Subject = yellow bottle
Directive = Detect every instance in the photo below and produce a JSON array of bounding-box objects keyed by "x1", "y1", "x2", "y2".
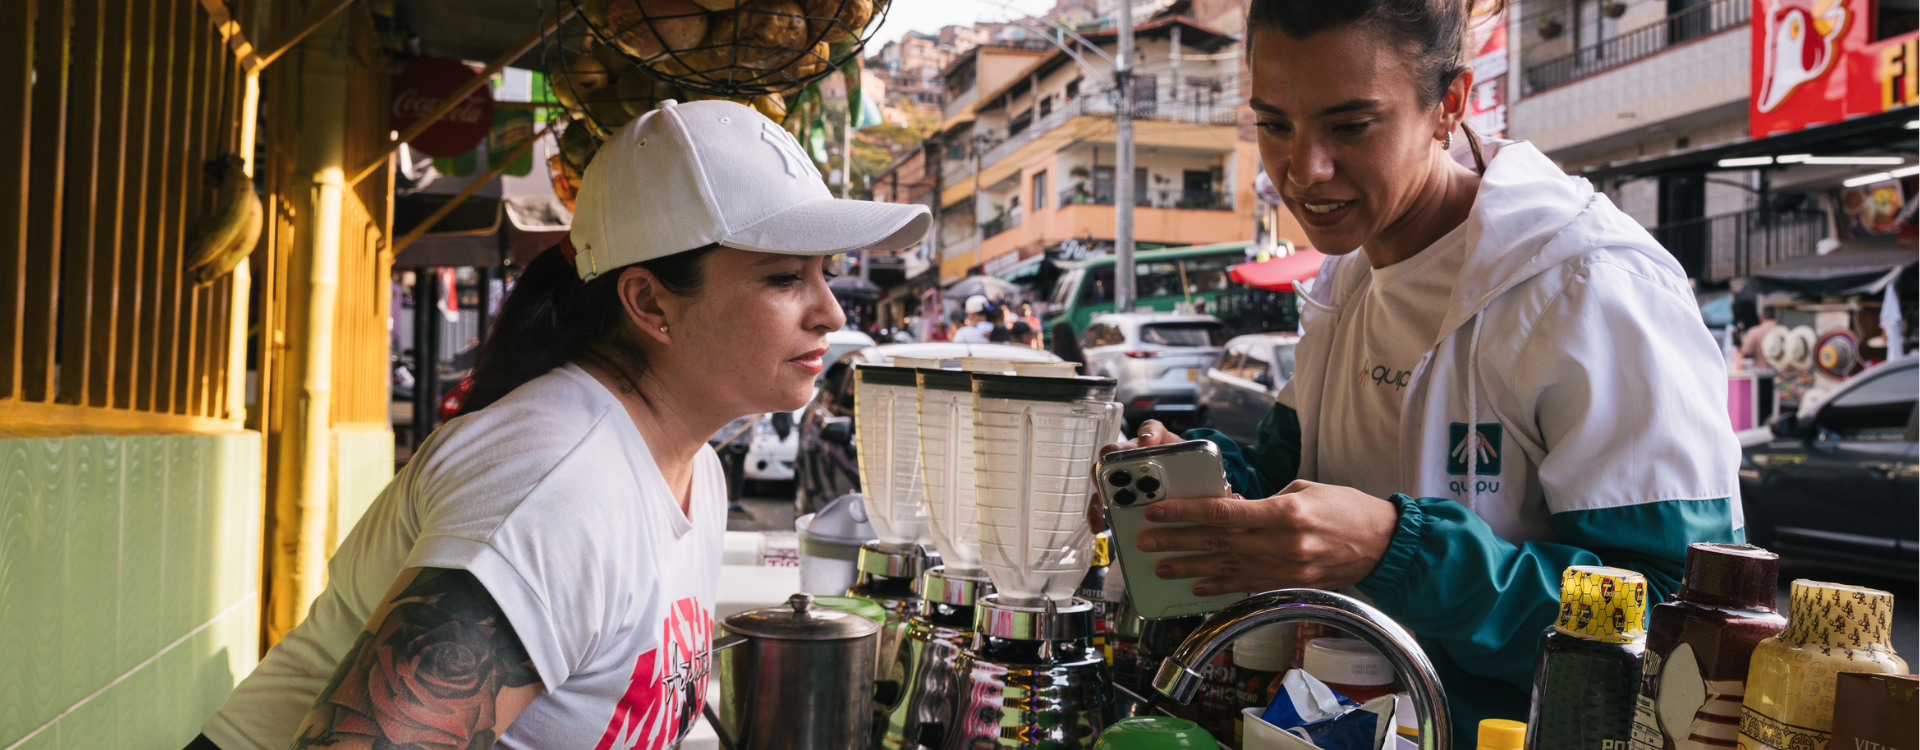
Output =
[
  {"x1": 1737, "y1": 580, "x2": 1908, "y2": 750},
  {"x1": 1478, "y1": 718, "x2": 1526, "y2": 750}
]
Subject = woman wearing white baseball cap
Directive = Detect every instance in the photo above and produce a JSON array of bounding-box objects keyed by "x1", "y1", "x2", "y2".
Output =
[{"x1": 193, "y1": 100, "x2": 930, "y2": 750}]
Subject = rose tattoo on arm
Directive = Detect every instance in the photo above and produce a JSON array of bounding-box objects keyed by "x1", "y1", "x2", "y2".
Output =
[{"x1": 292, "y1": 568, "x2": 542, "y2": 750}]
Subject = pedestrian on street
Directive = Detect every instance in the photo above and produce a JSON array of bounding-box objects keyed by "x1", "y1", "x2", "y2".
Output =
[
  {"x1": 1093, "y1": 0, "x2": 1740, "y2": 730},
  {"x1": 1010, "y1": 320, "x2": 1039, "y2": 348},
  {"x1": 1050, "y1": 321, "x2": 1086, "y2": 371},
  {"x1": 1019, "y1": 302, "x2": 1044, "y2": 335},
  {"x1": 191, "y1": 100, "x2": 932, "y2": 750},
  {"x1": 1739, "y1": 305, "x2": 1779, "y2": 369},
  {"x1": 953, "y1": 294, "x2": 994, "y2": 343}
]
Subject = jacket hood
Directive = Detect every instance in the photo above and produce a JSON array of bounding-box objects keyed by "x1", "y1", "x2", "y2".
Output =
[{"x1": 1299, "y1": 139, "x2": 1685, "y2": 347}]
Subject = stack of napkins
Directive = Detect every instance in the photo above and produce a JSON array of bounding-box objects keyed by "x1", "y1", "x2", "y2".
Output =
[{"x1": 1240, "y1": 670, "x2": 1412, "y2": 750}]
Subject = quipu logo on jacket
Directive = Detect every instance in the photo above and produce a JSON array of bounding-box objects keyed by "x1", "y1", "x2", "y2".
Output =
[{"x1": 1447, "y1": 422, "x2": 1502, "y2": 476}]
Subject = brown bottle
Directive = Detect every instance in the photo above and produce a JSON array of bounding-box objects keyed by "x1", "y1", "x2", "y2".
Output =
[{"x1": 1629, "y1": 543, "x2": 1787, "y2": 750}]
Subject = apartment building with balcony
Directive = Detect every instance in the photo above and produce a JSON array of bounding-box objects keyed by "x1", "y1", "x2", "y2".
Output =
[
  {"x1": 1511, "y1": 0, "x2": 1762, "y2": 227},
  {"x1": 934, "y1": 16, "x2": 1270, "y2": 283},
  {"x1": 1508, "y1": 0, "x2": 1917, "y2": 283}
]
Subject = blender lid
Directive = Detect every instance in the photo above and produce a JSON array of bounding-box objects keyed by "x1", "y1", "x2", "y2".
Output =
[
  {"x1": 971, "y1": 372, "x2": 1116, "y2": 403},
  {"x1": 852, "y1": 363, "x2": 918, "y2": 387},
  {"x1": 724, "y1": 593, "x2": 881, "y2": 641},
  {"x1": 798, "y1": 494, "x2": 878, "y2": 545},
  {"x1": 917, "y1": 368, "x2": 974, "y2": 391}
]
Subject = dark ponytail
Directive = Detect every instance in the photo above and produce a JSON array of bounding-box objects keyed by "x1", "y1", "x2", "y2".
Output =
[{"x1": 459, "y1": 242, "x2": 721, "y2": 415}]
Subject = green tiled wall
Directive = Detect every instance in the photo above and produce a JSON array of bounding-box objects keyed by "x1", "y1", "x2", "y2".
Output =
[
  {"x1": 0, "y1": 432, "x2": 262, "y2": 750},
  {"x1": 330, "y1": 428, "x2": 394, "y2": 554}
]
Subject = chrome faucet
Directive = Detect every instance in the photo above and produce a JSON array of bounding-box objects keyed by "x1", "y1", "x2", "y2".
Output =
[{"x1": 1149, "y1": 589, "x2": 1451, "y2": 750}]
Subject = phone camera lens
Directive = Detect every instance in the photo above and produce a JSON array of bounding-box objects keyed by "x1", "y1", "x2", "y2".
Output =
[
  {"x1": 1107, "y1": 470, "x2": 1132, "y2": 487},
  {"x1": 1135, "y1": 475, "x2": 1162, "y2": 494},
  {"x1": 1113, "y1": 488, "x2": 1138, "y2": 506}
]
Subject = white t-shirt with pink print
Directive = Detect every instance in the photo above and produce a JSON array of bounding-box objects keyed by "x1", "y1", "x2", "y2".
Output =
[{"x1": 203, "y1": 363, "x2": 726, "y2": 750}]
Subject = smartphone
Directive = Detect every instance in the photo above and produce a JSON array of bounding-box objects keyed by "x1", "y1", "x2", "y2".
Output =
[{"x1": 1098, "y1": 440, "x2": 1247, "y2": 620}]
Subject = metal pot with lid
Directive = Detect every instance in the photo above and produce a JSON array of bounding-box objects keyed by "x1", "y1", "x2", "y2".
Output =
[{"x1": 716, "y1": 593, "x2": 881, "y2": 750}]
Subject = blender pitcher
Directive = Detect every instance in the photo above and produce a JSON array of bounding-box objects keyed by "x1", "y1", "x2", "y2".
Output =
[
  {"x1": 854, "y1": 363, "x2": 934, "y2": 548},
  {"x1": 970, "y1": 373, "x2": 1120, "y2": 607},
  {"x1": 914, "y1": 359, "x2": 1009, "y2": 577}
]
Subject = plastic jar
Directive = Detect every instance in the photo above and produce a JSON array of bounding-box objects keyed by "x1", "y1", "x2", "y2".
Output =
[{"x1": 1302, "y1": 637, "x2": 1397, "y2": 703}]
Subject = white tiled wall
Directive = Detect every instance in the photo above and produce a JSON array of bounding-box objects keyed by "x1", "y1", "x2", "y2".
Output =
[{"x1": 1511, "y1": 28, "x2": 1749, "y2": 157}]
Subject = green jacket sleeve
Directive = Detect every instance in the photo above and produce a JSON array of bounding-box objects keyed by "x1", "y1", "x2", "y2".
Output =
[
  {"x1": 1181, "y1": 402, "x2": 1741, "y2": 697},
  {"x1": 1355, "y1": 495, "x2": 1744, "y2": 692},
  {"x1": 1181, "y1": 402, "x2": 1302, "y2": 499}
]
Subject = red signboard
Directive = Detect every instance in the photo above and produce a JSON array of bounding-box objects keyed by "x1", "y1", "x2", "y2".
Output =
[
  {"x1": 389, "y1": 57, "x2": 495, "y2": 158},
  {"x1": 1467, "y1": 2, "x2": 1510, "y2": 138},
  {"x1": 1750, "y1": 0, "x2": 1919, "y2": 138}
]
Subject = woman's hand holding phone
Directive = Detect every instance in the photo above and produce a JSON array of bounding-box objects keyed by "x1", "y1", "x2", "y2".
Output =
[
  {"x1": 1133, "y1": 479, "x2": 1400, "y2": 596},
  {"x1": 1087, "y1": 419, "x2": 1179, "y2": 533}
]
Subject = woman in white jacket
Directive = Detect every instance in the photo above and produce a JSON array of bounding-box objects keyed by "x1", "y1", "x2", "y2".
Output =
[{"x1": 1098, "y1": 0, "x2": 1743, "y2": 727}]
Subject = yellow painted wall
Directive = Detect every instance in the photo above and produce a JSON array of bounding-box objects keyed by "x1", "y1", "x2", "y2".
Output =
[{"x1": 0, "y1": 432, "x2": 262, "y2": 749}]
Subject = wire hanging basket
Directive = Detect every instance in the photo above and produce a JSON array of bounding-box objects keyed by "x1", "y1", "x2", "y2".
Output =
[
  {"x1": 571, "y1": 0, "x2": 891, "y2": 98},
  {"x1": 544, "y1": 12, "x2": 685, "y2": 141}
]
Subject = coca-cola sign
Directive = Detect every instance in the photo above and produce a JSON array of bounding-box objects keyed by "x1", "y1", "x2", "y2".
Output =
[{"x1": 389, "y1": 57, "x2": 495, "y2": 158}]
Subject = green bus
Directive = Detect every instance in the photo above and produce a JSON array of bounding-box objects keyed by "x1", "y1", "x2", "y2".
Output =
[{"x1": 1042, "y1": 241, "x2": 1257, "y2": 336}]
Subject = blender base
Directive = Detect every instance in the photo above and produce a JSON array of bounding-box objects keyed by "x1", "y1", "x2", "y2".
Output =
[
  {"x1": 943, "y1": 641, "x2": 1112, "y2": 750},
  {"x1": 938, "y1": 595, "x2": 1113, "y2": 750}
]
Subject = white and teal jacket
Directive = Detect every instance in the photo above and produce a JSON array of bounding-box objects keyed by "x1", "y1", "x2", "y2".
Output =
[{"x1": 1186, "y1": 139, "x2": 1744, "y2": 727}]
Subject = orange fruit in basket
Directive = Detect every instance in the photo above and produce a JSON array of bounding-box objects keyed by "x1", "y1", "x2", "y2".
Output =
[
  {"x1": 781, "y1": 39, "x2": 831, "y2": 80},
  {"x1": 607, "y1": 0, "x2": 710, "y2": 60},
  {"x1": 714, "y1": 0, "x2": 808, "y2": 70},
  {"x1": 548, "y1": 154, "x2": 582, "y2": 211},
  {"x1": 551, "y1": 53, "x2": 609, "y2": 113},
  {"x1": 805, "y1": 0, "x2": 871, "y2": 44}
]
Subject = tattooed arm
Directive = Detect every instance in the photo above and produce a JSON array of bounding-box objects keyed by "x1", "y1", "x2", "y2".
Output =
[{"x1": 290, "y1": 567, "x2": 544, "y2": 750}]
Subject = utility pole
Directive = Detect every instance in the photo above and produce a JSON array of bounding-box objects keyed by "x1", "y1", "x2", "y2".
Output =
[{"x1": 1114, "y1": 0, "x2": 1136, "y2": 312}]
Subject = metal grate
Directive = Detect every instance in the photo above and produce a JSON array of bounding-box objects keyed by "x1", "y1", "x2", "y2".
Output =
[
  {"x1": 0, "y1": 0, "x2": 256, "y2": 432},
  {"x1": 1521, "y1": 0, "x2": 1748, "y2": 95},
  {"x1": 1651, "y1": 208, "x2": 1826, "y2": 282}
]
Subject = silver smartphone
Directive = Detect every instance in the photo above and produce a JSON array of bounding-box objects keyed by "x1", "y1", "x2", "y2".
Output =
[{"x1": 1098, "y1": 440, "x2": 1247, "y2": 620}]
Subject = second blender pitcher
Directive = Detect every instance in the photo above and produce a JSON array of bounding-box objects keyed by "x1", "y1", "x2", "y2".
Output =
[{"x1": 969, "y1": 373, "x2": 1121, "y2": 607}]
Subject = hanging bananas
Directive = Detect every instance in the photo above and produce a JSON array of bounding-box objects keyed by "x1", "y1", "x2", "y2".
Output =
[{"x1": 183, "y1": 154, "x2": 264, "y2": 288}]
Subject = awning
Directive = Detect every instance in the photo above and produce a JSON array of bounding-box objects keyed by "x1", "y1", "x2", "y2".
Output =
[
  {"x1": 1575, "y1": 108, "x2": 1916, "y2": 182},
  {"x1": 829, "y1": 275, "x2": 883, "y2": 299},
  {"x1": 1748, "y1": 249, "x2": 1918, "y2": 298},
  {"x1": 1228, "y1": 249, "x2": 1327, "y2": 292},
  {"x1": 943, "y1": 275, "x2": 1021, "y2": 301}
]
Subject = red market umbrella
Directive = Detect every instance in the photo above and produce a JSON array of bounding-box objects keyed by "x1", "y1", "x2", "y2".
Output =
[{"x1": 1228, "y1": 249, "x2": 1329, "y2": 292}]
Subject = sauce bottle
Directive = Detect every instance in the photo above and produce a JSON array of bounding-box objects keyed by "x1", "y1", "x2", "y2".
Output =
[
  {"x1": 1479, "y1": 718, "x2": 1527, "y2": 750},
  {"x1": 1630, "y1": 543, "x2": 1786, "y2": 750},
  {"x1": 1199, "y1": 622, "x2": 1290, "y2": 746},
  {"x1": 1526, "y1": 566, "x2": 1648, "y2": 750},
  {"x1": 1737, "y1": 580, "x2": 1908, "y2": 750}
]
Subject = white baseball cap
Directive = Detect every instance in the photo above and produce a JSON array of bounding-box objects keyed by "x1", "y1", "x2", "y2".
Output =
[
  {"x1": 964, "y1": 295, "x2": 989, "y2": 314},
  {"x1": 569, "y1": 99, "x2": 932, "y2": 280}
]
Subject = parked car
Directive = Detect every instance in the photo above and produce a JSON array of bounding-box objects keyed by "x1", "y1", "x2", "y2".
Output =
[
  {"x1": 1195, "y1": 333, "x2": 1300, "y2": 445},
  {"x1": 1741, "y1": 355, "x2": 1917, "y2": 575},
  {"x1": 795, "y1": 342, "x2": 1063, "y2": 515},
  {"x1": 823, "y1": 328, "x2": 876, "y2": 382},
  {"x1": 1078, "y1": 313, "x2": 1230, "y2": 433},
  {"x1": 745, "y1": 406, "x2": 802, "y2": 483}
]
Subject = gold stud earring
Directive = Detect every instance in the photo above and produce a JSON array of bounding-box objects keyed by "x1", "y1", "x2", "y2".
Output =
[{"x1": 659, "y1": 324, "x2": 670, "y2": 334}]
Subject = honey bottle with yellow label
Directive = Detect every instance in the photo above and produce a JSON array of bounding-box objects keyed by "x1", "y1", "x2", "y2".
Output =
[
  {"x1": 1526, "y1": 566, "x2": 1649, "y2": 750},
  {"x1": 1737, "y1": 581, "x2": 1907, "y2": 750}
]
